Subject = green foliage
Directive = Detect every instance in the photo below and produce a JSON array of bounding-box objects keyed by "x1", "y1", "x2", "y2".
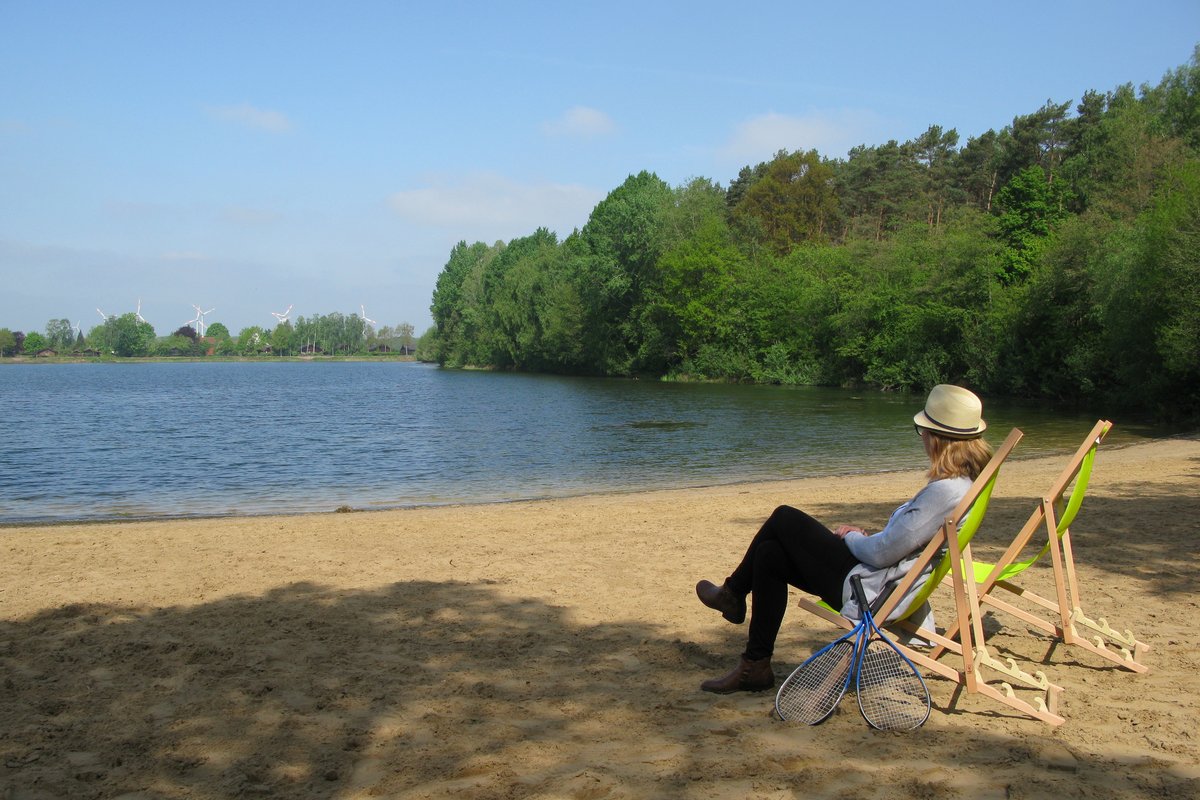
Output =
[
  {"x1": 290, "y1": 314, "x2": 369, "y2": 356},
  {"x1": 1144, "y1": 45, "x2": 1200, "y2": 150},
  {"x1": 89, "y1": 313, "x2": 155, "y2": 357},
  {"x1": 999, "y1": 100, "x2": 1073, "y2": 186},
  {"x1": 989, "y1": 213, "x2": 1110, "y2": 402},
  {"x1": 23, "y1": 331, "x2": 48, "y2": 354},
  {"x1": 645, "y1": 179, "x2": 742, "y2": 368},
  {"x1": 4, "y1": 314, "x2": 417, "y2": 360},
  {"x1": 153, "y1": 334, "x2": 203, "y2": 357},
  {"x1": 236, "y1": 326, "x2": 268, "y2": 355},
  {"x1": 206, "y1": 322, "x2": 231, "y2": 340},
  {"x1": 373, "y1": 323, "x2": 415, "y2": 354},
  {"x1": 270, "y1": 321, "x2": 295, "y2": 356},
  {"x1": 429, "y1": 240, "x2": 504, "y2": 366},
  {"x1": 1144, "y1": 163, "x2": 1200, "y2": 381},
  {"x1": 1096, "y1": 157, "x2": 1200, "y2": 415},
  {"x1": 45, "y1": 319, "x2": 74, "y2": 350},
  {"x1": 994, "y1": 165, "x2": 1074, "y2": 282},
  {"x1": 957, "y1": 129, "x2": 1003, "y2": 211},
  {"x1": 419, "y1": 52, "x2": 1200, "y2": 419},
  {"x1": 414, "y1": 326, "x2": 440, "y2": 361},
  {"x1": 480, "y1": 228, "x2": 561, "y2": 368},
  {"x1": 837, "y1": 140, "x2": 924, "y2": 239},
  {"x1": 731, "y1": 150, "x2": 838, "y2": 253},
  {"x1": 578, "y1": 171, "x2": 674, "y2": 373}
]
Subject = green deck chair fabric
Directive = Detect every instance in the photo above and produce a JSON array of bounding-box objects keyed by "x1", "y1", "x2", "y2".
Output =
[{"x1": 969, "y1": 438, "x2": 1096, "y2": 586}]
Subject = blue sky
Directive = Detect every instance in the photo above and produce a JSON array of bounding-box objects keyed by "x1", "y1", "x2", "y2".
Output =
[{"x1": 2, "y1": 1, "x2": 1197, "y2": 338}]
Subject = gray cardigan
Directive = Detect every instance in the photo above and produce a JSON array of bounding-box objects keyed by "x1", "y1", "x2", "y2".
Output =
[{"x1": 837, "y1": 476, "x2": 972, "y2": 633}]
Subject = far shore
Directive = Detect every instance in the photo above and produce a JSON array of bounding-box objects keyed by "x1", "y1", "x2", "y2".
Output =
[{"x1": 0, "y1": 354, "x2": 421, "y2": 364}]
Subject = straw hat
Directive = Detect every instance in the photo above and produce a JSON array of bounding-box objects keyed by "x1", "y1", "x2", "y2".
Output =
[{"x1": 913, "y1": 384, "x2": 986, "y2": 438}]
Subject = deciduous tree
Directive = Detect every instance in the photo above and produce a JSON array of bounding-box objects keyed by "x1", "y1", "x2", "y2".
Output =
[
  {"x1": 45, "y1": 319, "x2": 73, "y2": 350},
  {"x1": 732, "y1": 150, "x2": 839, "y2": 253},
  {"x1": 23, "y1": 331, "x2": 48, "y2": 355}
]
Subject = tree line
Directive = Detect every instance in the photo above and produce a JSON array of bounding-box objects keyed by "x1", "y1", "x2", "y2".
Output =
[
  {"x1": 0, "y1": 314, "x2": 417, "y2": 359},
  {"x1": 425, "y1": 49, "x2": 1200, "y2": 419}
]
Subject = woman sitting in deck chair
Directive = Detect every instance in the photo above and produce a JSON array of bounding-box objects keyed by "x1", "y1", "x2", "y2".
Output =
[{"x1": 695, "y1": 384, "x2": 993, "y2": 694}]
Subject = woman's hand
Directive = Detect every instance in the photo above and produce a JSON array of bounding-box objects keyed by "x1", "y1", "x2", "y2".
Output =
[{"x1": 833, "y1": 524, "x2": 865, "y2": 538}]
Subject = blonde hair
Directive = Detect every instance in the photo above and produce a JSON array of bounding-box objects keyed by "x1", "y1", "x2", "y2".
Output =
[{"x1": 925, "y1": 431, "x2": 994, "y2": 481}]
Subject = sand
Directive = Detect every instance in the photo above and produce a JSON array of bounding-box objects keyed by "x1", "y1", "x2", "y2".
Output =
[{"x1": 2, "y1": 434, "x2": 1199, "y2": 800}]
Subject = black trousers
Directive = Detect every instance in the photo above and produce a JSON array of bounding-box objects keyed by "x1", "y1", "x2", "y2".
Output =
[{"x1": 725, "y1": 505, "x2": 859, "y2": 661}]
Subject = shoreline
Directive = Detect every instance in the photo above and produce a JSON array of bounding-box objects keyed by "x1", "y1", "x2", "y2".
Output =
[
  {"x1": 3, "y1": 436, "x2": 1199, "y2": 798},
  {"x1": 3, "y1": 432, "x2": 1194, "y2": 530}
]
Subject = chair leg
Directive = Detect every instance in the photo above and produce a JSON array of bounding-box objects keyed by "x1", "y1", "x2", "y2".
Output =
[
  {"x1": 947, "y1": 523, "x2": 1065, "y2": 725},
  {"x1": 1066, "y1": 609, "x2": 1152, "y2": 672},
  {"x1": 1048, "y1": 506, "x2": 1151, "y2": 672},
  {"x1": 1044, "y1": 501, "x2": 1079, "y2": 645}
]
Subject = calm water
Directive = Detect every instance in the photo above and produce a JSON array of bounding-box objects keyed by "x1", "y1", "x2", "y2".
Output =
[{"x1": 0, "y1": 362, "x2": 1168, "y2": 524}]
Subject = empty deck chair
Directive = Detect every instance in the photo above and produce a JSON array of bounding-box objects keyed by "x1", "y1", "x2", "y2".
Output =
[{"x1": 934, "y1": 420, "x2": 1150, "y2": 673}]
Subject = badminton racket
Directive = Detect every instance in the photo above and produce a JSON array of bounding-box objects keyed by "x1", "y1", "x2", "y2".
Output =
[
  {"x1": 774, "y1": 580, "x2": 897, "y2": 724},
  {"x1": 850, "y1": 574, "x2": 931, "y2": 731}
]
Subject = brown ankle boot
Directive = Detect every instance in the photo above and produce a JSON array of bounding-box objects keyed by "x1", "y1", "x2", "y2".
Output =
[
  {"x1": 700, "y1": 655, "x2": 774, "y2": 694},
  {"x1": 695, "y1": 580, "x2": 746, "y2": 624}
]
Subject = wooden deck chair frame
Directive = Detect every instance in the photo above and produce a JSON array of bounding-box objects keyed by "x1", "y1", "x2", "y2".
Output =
[
  {"x1": 796, "y1": 428, "x2": 1067, "y2": 726},
  {"x1": 933, "y1": 420, "x2": 1150, "y2": 673}
]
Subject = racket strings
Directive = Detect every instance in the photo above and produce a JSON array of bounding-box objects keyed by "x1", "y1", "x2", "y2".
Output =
[
  {"x1": 856, "y1": 642, "x2": 930, "y2": 731},
  {"x1": 775, "y1": 640, "x2": 856, "y2": 724}
]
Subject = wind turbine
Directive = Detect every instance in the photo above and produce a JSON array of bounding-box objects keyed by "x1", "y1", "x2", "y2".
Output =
[
  {"x1": 135, "y1": 298, "x2": 147, "y2": 323},
  {"x1": 96, "y1": 307, "x2": 111, "y2": 321},
  {"x1": 360, "y1": 305, "x2": 377, "y2": 346},
  {"x1": 191, "y1": 304, "x2": 215, "y2": 337},
  {"x1": 271, "y1": 304, "x2": 293, "y2": 325}
]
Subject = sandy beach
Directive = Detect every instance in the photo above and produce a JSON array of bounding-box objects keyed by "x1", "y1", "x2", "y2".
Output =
[{"x1": 2, "y1": 433, "x2": 1199, "y2": 799}]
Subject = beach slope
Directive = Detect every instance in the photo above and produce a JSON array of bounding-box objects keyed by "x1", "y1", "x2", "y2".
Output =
[{"x1": 2, "y1": 436, "x2": 1199, "y2": 799}]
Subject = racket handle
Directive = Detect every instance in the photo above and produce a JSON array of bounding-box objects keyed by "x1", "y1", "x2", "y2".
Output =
[
  {"x1": 849, "y1": 574, "x2": 869, "y2": 611},
  {"x1": 848, "y1": 575, "x2": 899, "y2": 616}
]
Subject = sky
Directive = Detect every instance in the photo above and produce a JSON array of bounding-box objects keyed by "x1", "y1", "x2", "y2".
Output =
[{"x1": 2, "y1": 1, "x2": 1197, "y2": 338}]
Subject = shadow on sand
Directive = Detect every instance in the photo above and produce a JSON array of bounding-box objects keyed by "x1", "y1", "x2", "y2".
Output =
[{"x1": 3, "y1": 563, "x2": 1198, "y2": 799}]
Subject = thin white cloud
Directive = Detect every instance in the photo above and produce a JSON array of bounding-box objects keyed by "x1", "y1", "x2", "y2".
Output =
[
  {"x1": 719, "y1": 110, "x2": 882, "y2": 164},
  {"x1": 388, "y1": 173, "x2": 604, "y2": 241},
  {"x1": 541, "y1": 106, "x2": 617, "y2": 138},
  {"x1": 0, "y1": 118, "x2": 33, "y2": 135},
  {"x1": 161, "y1": 251, "x2": 208, "y2": 263},
  {"x1": 221, "y1": 207, "x2": 282, "y2": 226},
  {"x1": 206, "y1": 103, "x2": 292, "y2": 133}
]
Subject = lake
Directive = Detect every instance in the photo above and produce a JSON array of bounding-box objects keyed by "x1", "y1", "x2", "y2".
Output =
[{"x1": 0, "y1": 361, "x2": 1168, "y2": 524}]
